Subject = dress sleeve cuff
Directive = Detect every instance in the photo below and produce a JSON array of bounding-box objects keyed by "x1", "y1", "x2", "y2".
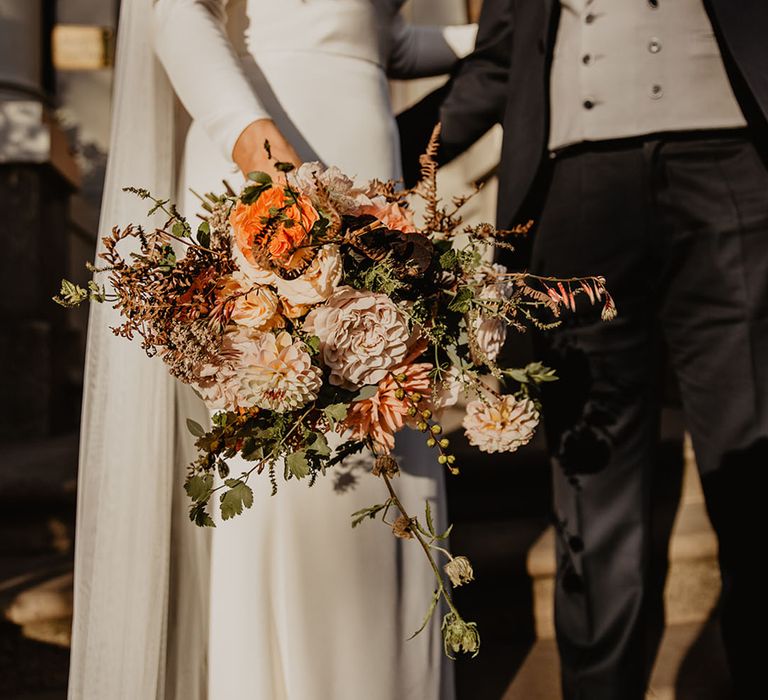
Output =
[
  {"x1": 442, "y1": 24, "x2": 479, "y2": 60},
  {"x1": 204, "y1": 108, "x2": 270, "y2": 164}
]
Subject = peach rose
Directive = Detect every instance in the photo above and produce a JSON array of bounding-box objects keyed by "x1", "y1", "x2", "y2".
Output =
[
  {"x1": 358, "y1": 197, "x2": 416, "y2": 233},
  {"x1": 274, "y1": 245, "x2": 343, "y2": 307},
  {"x1": 229, "y1": 279, "x2": 283, "y2": 331},
  {"x1": 303, "y1": 287, "x2": 412, "y2": 389},
  {"x1": 230, "y1": 186, "x2": 319, "y2": 269}
]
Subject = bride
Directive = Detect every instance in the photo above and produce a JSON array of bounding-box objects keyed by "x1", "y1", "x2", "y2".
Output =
[{"x1": 68, "y1": 1, "x2": 477, "y2": 699}]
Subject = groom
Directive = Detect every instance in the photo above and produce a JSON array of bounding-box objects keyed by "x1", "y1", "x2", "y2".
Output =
[{"x1": 408, "y1": 1, "x2": 768, "y2": 698}]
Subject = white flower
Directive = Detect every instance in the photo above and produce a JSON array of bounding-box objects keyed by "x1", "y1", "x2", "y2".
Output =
[
  {"x1": 463, "y1": 395, "x2": 539, "y2": 454},
  {"x1": 289, "y1": 162, "x2": 365, "y2": 211},
  {"x1": 473, "y1": 288, "x2": 507, "y2": 362},
  {"x1": 303, "y1": 287, "x2": 411, "y2": 389},
  {"x1": 235, "y1": 331, "x2": 321, "y2": 412},
  {"x1": 471, "y1": 263, "x2": 514, "y2": 362},
  {"x1": 274, "y1": 245, "x2": 343, "y2": 306},
  {"x1": 433, "y1": 367, "x2": 464, "y2": 409}
]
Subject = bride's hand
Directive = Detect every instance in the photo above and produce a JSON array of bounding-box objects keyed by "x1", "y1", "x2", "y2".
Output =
[{"x1": 233, "y1": 119, "x2": 302, "y2": 179}]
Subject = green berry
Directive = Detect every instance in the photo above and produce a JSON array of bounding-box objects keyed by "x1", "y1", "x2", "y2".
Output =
[{"x1": 430, "y1": 424, "x2": 442, "y2": 435}]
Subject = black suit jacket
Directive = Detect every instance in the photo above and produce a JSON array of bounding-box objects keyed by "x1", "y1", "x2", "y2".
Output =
[{"x1": 415, "y1": 0, "x2": 768, "y2": 230}]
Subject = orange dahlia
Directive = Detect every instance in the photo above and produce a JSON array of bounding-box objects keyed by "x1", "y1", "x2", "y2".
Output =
[{"x1": 343, "y1": 362, "x2": 432, "y2": 453}]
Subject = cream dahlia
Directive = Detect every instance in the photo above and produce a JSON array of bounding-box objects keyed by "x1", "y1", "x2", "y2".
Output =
[
  {"x1": 192, "y1": 362, "x2": 238, "y2": 410},
  {"x1": 235, "y1": 331, "x2": 321, "y2": 412},
  {"x1": 303, "y1": 287, "x2": 412, "y2": 389},
  {"x1": 463, "y1": 395, "x2": 539, "y2": 454}
]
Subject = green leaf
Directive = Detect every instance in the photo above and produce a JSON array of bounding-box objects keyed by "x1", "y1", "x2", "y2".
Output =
[
  {"x1": 323, "y1": 403, "x2": 348, "y2": 424},
  {"x1": 189, "y1": 502, "x2": 215, "y2": 528},
  {"x1": 186, "y1": 418, "x2": 205, "y2": 437},
  {"x1": 219, "y1": 479, "x2": 254, "y2": 520},
  {"x1": 525, "y1": 361, "x2": 558, "y2": 384},
  {"x1": 196, "y1": 221, "x2": 210, "y2": 248},
  {"x1": 353, "y1": 385, "x2": 379, "y2": 402},
  {"x1": 247, "y1": 171, "x2": 273, "y2": 185},
  {"x1": 448, "y1": 287, "x2": 473, "y2": 314},
  {"x1": 504, "y1": 362, "x2": 559, "y2": 386},
  {"x1": 53, "y1": 279, "x2": 89, "y2": 307},
  {"x1": 185, "y1": 473, "x2": 213, "y2": 502},
  {"x1": 408, "y1": 590, "x2": 440, "y2": 640},
  {"x1": 87, "y1": 280, "x2": 107, "y2": 302},
  {"x1": 286, "y1": 451, "x2": 310, "y2": 479},
  {"x1": 240, "y1": 182, "x2": 272, "y2": 204},
  {"x1": 240, "y1": 438, "x2": 263, "y2": 461},
  {"x1": 307, "y1": 432, "x2": 331, "y2": 457},
  {"x1": 351, "y1": 501, "x2": 390, "y2": 528},
  {"x1": 211, "y1": 411, "x2": 229, "y2": 428},
  {"x1": 425, "y1": 501, "x2": 436, "y2": 537},
  {"x1": 275, "y1": 161, "x2": 295, "y2": 173},
  {"x1": 327, "y1": 439, "x2": 366, "y2": 468},
  {"x1": 304, "y1": 335, "x2": 321, "y2": 355},
  {"x1": 439, "y1": 249, "x2": 458, "y2": 271},
  {"x1": 172, "y1": 221, "x2": 185, "y2": 238},
  {"x1": 505, "y1": 368, "x2": 529, "y2": 384}
]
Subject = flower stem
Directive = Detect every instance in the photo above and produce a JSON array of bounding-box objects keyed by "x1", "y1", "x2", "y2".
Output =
[{"x1": 379, "y1": 472, "x2": 461, "y2": 620}]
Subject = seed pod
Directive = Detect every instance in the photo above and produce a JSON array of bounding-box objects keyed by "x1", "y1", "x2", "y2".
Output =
[{"x1": 444, "y1": 555, "x2": 474, "y2": 587}]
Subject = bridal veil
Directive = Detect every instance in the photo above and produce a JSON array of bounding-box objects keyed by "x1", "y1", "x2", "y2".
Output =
[{"x1": 69, "y1": 0, "x2": 208, "y2": 697}]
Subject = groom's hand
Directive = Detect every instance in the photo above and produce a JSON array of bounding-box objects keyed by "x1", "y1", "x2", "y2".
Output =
[{"x1": 233, "y1": 119, "x2": 302, "y2": 179}]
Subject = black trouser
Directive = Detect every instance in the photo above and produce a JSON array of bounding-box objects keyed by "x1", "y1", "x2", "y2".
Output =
[{"x1": 530, "y1": 132, "x2": 768, "y2": 700}]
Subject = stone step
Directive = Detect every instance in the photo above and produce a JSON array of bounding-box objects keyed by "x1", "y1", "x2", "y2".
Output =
[
  {"x1": 527, "y1": 457, "x2": 719, "y2": 639},
  {"x1": 502, "y1": 619, "x2": 731, "y2": 699},
  {"x1": 3, "y1": 571, "x2": 73, "y2": 648}
]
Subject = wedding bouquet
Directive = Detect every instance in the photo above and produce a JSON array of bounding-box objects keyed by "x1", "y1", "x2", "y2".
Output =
[{"x1": 57, "y1": 131, "x2": 615, "y2": 657}]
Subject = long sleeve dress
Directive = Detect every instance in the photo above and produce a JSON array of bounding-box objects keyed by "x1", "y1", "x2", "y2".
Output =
[{"x1": 152, "y1": 2, "x2": 476, "y2": 698}]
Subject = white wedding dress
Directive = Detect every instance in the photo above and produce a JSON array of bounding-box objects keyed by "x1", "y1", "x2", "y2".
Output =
[{"x1": 69, "y1": 2, "x2": 476, "y2": 700}]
